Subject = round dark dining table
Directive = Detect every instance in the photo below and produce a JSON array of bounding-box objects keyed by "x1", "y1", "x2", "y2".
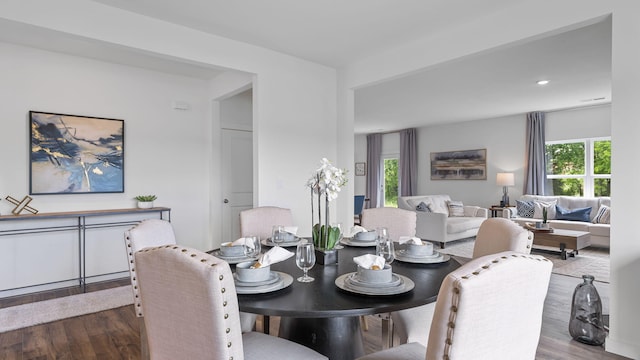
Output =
[{"x1": 235, "y1": 243, "x2": 461, "y2": 360}]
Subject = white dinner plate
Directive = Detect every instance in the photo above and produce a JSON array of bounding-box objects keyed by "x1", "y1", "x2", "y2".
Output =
[
  {"x1": 340, "y1": 238, "x2": 377, "y2": 247},
  {"x1": 211, "y1": 250, "x2": 260, "y2": 265},
  {"x1": 394, "y1": 250, "x2": 451, "y2": 264},
  {"x1": 235, "y1": 272, "x2": 293, "y2": 294},
  {"x1": 261, "y1": 238, "x2": 302, "y2": 247},
  {"x1": 335, "y1": 273, "x2": 414, "y2": 296}
]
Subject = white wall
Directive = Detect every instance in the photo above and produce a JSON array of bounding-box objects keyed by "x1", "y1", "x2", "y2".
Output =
[
  {"x1": 0, "y1": 1, "x2": 337, "y2": 294},
  {"x1": 341, "y1": 2, "x2": 639, "y2": 356}
]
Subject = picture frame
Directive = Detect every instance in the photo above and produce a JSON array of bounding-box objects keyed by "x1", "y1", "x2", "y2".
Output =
[
  {"x1": 30, "y1": 111, "x2": 125, "y2": 194},
  {"x1": 355, "y1": 162, "x2": 367, "y2": 176},
  {"x1": 430, "y1": 149, "x2": 486, "y2": 180}
]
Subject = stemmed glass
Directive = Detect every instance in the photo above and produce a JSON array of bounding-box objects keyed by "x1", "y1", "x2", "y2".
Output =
[
  {"x1": 271, "y1": 225, "x2": 285, "y2": 246},
  {"x1": 243, "y1": 236, "x2": 261, "y2": 259},
  {"x1": 296, "y1": 241, "x2": 316, "y2": 282},
  {"x1": 376, "y1": 227, "x2": 394, "y2": 264}
]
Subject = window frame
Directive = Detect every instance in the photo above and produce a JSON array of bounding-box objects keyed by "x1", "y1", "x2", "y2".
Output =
[{"x1": 545, "y1": 136, "x2": 611, "y2": 197}]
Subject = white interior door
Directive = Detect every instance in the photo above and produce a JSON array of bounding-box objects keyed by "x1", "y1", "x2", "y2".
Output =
[{"x1": 221, "y1": 129, "x2": 253, "y2": 242}]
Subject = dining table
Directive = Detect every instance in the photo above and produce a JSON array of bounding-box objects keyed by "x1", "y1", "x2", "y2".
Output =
[{"x1": 233, "y1": 242, "x2": 461, "y2": 360}]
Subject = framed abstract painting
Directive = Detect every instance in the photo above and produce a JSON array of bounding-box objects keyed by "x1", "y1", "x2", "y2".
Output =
[
  {"x1": 430, "y1": 148, "x2": 486, "y2": 180},
  {"x1": 30, "y1": 111, "x2": 124, "y2": 194}
]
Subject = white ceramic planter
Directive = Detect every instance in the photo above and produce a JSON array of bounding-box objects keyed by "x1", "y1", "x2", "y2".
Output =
[{"x1": 137, "y1": 201, "x2": 154, "y2": 209}]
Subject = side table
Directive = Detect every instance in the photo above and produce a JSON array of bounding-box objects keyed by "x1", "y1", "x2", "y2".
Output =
[{"x1": 489, "y1": 205, "x2": 515, "y2": 218}]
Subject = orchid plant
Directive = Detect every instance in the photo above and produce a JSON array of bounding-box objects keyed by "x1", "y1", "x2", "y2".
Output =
[{"x1": 306, "y1": 158, "x2": 348, "y2": 250}]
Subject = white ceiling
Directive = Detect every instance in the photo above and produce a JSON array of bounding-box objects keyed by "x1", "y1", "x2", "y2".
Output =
[{"x1": 2, "y1": 1, "x2": 612, "y2": 133}]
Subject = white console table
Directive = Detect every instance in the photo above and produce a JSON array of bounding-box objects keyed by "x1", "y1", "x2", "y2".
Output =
[{"x1": 0, "y1": 207, "x2": 170, "y2": 296}]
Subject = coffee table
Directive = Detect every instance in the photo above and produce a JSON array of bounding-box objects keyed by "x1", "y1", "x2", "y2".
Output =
[{"x1": 531, "y1": 228, "x2": 591, "y2": 260}]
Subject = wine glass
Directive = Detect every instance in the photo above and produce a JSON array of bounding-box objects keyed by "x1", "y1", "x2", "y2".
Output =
[
  {"x1": 243, "y1": 236, "x2": 261, "y2": 259},
  {"x1": 271, "y1": 225, "x2": 285, "y2": 246},
  {"x1": 376, "y1": 236, "x2": 395, "y2": 265},
  {"x1": 296, "y1": 241, "x2": 316, "y2": 282},
  {"x1": 376, "y1": 227, "x2": 389, "y2": 242}
]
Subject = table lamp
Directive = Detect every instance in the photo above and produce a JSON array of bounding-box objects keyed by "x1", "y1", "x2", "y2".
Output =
[{"x1": 496, "y1": 172, "x2": 515, "y2": 206}]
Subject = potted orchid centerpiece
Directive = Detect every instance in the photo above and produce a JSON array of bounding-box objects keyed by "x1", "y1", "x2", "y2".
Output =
[{"x1": 306, "y1": 158, "x2": 348, "y2": 264}]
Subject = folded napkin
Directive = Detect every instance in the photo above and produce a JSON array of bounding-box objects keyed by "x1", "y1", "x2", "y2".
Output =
[
  {"x1": 353, "y1": 254, "x2": 386, "y2": 270},
  {"x1": 284, "y1": 226, "x2": 298, "y2": 235},
  {"x1": 252, "y1": 246, "x2": 294, "y2": 268},
  {"x1": 348, "y1": 225, "x2": 368, "y2": 237},
  {"x1": 398, "y1": 236, "x2": 423, "y2": 245},
  {"x1": 229, "y1": 237, "x2": 256, "y2": 249}
]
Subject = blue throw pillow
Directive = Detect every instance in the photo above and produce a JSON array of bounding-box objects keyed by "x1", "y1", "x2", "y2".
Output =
[
  {"x1": 555, "y1": 205, "x2": 592, "y2": 222},
  {"x1": 516, "y1": 200, "x2": 534, "y2": 218},
  {"x1": 416, "y1": 201, "x2": 432, "y2": 212}
]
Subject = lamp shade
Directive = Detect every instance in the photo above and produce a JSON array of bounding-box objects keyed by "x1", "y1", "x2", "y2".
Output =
[{"x1": 496, "y1": 172, "x2": 515, "y2": 187}]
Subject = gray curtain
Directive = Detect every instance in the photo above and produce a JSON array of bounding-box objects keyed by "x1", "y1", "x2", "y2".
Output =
[
  {"x1": 524, "y1": 112, "x2": 547, "y2": 195},
  {"x1": 366, "y1": 133, "x2": 382, "y2": 208},
  {"x1": 400, "y1": 128, "x2": 417, "y2": 196}
]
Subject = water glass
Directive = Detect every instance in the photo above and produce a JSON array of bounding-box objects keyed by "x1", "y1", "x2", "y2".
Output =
[
  {"x1": 296, "y1": 241, "x2": 316, "y2": 282},
  {"x1": 376, "y1": 227, "x2": 389, "y2": 241},
  {"x1": 243, "y1": 236, "x2": 261, "y2": 258},
  {"x1": 271, "y1": 225, "x2": 285, "y2": 246},
  {"x1": 376, "y1": 236, "x2": 395, "y2": 265}
]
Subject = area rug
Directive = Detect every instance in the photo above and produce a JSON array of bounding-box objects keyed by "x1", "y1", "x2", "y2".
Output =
[
  {"x1": 0, "y1": 285, "x2": 133, "y2": 333},
  {"x1": 438, "y1": 238, "x2": 610, "y2": 283}
]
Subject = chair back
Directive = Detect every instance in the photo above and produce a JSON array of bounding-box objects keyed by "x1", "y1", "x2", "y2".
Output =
[
  {"x1": 354, "y1": 195, "x2": 366, "y2": 215},
  {"x1": 361, "y1": 207, "x2": 416, "y2": 242},
  {"x1": 426, "y1": 251, "x2": 552, "y2": 360},
  {"x1": 135, "y1": 245, "x2": 244, "y2": 360},
  {"x1": 240, "y1": 206, "x2": 294, "y2": 240},
  {"x1": 472, "y1": 218, "x2": 533, "y2": 258},
  {"x1": 124, "y1": 219, "x2": 176, "y2": 317}
]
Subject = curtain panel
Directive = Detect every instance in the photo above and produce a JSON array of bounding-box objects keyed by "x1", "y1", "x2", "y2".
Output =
[
  {"x1": 400, "y1": 128, "x2": 417, "y2": 196},
  {"x1": 524, "y1": 112, "x2": 547, "y2": 195},
  {"x1": 366, "y1": 133, "x2": 382, "y2": 208}
]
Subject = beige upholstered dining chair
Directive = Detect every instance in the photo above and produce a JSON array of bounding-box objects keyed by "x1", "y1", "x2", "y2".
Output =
[
  {"x1": 360, "y1": 207, "x2": 417, "y2": 242},
  {"x1": 134, "y1": 245, "x2": 327, "y2": 360},
  {"x1": 360, "y1": 207, "x2": 417, "y2": 346},
  {"x1": 240, "y1": 206, "x2": 294, "y2": 240},
  {"x1": 357, "y1": 251, "x2": 552, "y2": 360},
  {"x1": 124, "y1": 219, "x2": 177, "y2": 360},
  {"x1": 472, "y1": 217, "x2": 533, "y2": 258},
  {"x1": 391, "y1": 217, "x2": 534, "y2": 347}
]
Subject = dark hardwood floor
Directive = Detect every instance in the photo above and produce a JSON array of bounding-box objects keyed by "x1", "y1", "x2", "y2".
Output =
[{"x1": 0, "y1": 274, "x2": 629, "y2": 360}]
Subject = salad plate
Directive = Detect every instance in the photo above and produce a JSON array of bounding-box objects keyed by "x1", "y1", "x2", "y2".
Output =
[{"x1": 235, "y1": 272, "x2": 293, "y2": 294}]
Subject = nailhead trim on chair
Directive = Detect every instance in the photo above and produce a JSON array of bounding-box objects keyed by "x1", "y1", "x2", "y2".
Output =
[
  {"x1": 441, "y1": 253, "x2": 550, "y2": 359},
  {"x1": 139, "y1": 244, "x2": 238, "y2": 358}
]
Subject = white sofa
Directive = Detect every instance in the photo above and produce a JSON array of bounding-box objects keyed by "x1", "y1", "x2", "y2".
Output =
[
  {"x1": 503, "y1": 195, "x2": 610, "y2": 248},
  {"x1": 398, "y1": 195, "x2": 488, "y2": 248}
]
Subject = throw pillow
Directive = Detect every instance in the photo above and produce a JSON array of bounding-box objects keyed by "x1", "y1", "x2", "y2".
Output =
[
  {"x1": 416, "y1": 201, "x2": 432, "y2": 212},
  {"x1": 533, "y1": 200, "x2": 557, "y2": 220},
  {"x1": 516, "y1": 200, "x2": 535, "y2": 218},
  {"x1": 555, "y1": 205, "x2": 592, "y2": 222},
  {"x1": 446, "y1": 200, "x2": 464, "y2": 217},
  {"x1": 593, "y1": 205, "x2": 611, "y2": 224}
]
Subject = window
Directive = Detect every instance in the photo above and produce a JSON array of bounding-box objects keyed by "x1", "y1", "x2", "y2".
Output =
[
  {"x1": 382, "y1": 156, "x2": 399, "y2": 207},
  {"x1": 545, "y1": 138, "x2": 611, "y2": 197}
]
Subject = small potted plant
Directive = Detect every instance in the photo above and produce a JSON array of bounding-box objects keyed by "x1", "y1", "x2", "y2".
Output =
[
  {"x1": 135, "y1": 195, "x2": 157, "y2": 209},
  {"x1": 536, "y1": 208, "x2": 549, "y2": 229}
]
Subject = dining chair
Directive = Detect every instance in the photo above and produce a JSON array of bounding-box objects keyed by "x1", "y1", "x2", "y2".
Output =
[
  {"x1": 472, "y1": 217, "x2": 533, "y2": 258},
  {"x1": 354, "y1": 195, "x2": 366, "y2": 225},
  {"x1": 357, "y1": 251, "x2": 552, "y2": 360},
  {"x1": 360, "y1": 207, "x2": 417, "y2": 347},
  {"x1": 391, "y1": 217, "x2": 534, "y2": 347},
  {"x1": 124, "y1": 219, "x2": 177, "y2": 360},
  {"x1": 240, "y1": 206, "x2": 294, "y2": 240},
  {"x1": 360, "y1": 207, "x2": 417, "y2": 242},
  {"x1": 134, "y1": 244, "x2": 327, "y2": 360}
]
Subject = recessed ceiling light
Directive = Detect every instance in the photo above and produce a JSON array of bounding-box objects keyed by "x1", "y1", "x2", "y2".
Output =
[{"x1": 537, "y1": 80, "x2": 550, "y2": 85}]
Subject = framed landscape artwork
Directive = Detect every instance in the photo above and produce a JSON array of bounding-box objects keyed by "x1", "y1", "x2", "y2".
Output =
[
  {"x1": 30, "y1": 111, "x2": 124, "y2": 194},
  {"x1": 430, "y1": 149, "x2": 486, "y2": 180},
  {"x1": 355, "y1": 162, "x2": 367, "y2": 176}
]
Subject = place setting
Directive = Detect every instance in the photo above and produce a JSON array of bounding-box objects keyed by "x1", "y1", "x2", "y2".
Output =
[
  {"x1": 394, "y1": 236, "x2": 450, "y2": 264},
  {"x1": 340, "y1": 225, "x2": 378, "y2": 247},
  {"x1": 335, "y1": 253, "x2": 414, "y2": 296},
  {"x1": 211, "y1": 236, "x2": 261, "y2": 264},
  {"x1": 261, "y1": 225, "x2": 303, "y2": 247},
  {"x1": 233, "y1": 244, "x2": 295, "y2": 294}
]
